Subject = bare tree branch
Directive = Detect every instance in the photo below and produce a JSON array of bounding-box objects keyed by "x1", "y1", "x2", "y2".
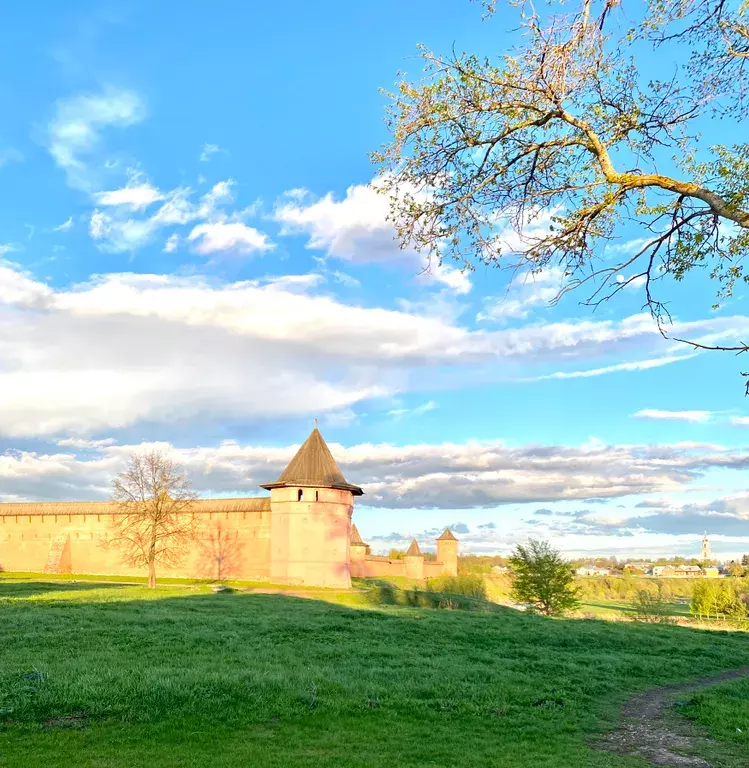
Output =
[{"x1": 106, "y1": 451, "x2": 198, "y2": 588}]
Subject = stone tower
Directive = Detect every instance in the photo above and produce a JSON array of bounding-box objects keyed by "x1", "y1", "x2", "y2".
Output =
[
  {"x1": 701, "y1": 531, "x2": 711, "y2": 562},
  {"x1": 261, "y1": 427, "x2": 363, "y2": 588},
  {"x1": 404, "y1": 538, "x2": 425, "y2": 580},
  {"x1": 349, "y1": 523, "x2": 369, "y2": 566},
  {"x1": 436, "y1": 528, "x2": 459, "y2": 576}
]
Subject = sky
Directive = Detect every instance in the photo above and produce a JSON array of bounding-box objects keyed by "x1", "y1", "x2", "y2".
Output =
[{"x1": 1, "y1": 1, "x2": 749, "y2": 561}]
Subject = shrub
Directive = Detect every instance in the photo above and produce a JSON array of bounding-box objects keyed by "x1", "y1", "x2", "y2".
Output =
[
  {"x1": 361, "y1": 579, "x2": 493, "y2": 612},
  {"x1": 630, "y1": 585, "x2": 672, "y2": 623},
  {"x1": 427, "y1": 573, "x2": 487, "y2": 599}
]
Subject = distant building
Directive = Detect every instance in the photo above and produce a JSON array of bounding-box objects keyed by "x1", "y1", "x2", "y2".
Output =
[
  {"x1": 624, "y1": 562, "x2": 651, "y2": 573},
  {"x1": 702, "y1": 532, "x2": 712, "y2": 562},
  {"x1": 576, "y1": 565, "x2": 611, "y2": 577},
  {"x1": 652, "y1": 564, "x2": 702, "y2": 578}
]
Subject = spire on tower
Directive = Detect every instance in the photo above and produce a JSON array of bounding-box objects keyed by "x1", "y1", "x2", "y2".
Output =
[
  {"x1": 260, "y1": 426, "x2": 363, "y2": 495},
  {"x1": 701, "y1": 531, "x2": 711, "y2": 561}
]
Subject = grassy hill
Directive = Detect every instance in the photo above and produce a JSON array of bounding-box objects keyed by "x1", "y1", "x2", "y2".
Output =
[{"x1": 0, "y1": 575, "x2": 748, "y2": 767}]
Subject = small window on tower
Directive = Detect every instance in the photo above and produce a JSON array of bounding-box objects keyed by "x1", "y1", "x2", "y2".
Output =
[
  {"x1": 297, "y1": 489, "x2": 303, "y2": 502},
  {"x1": 315, "y1": 490, "x2": 319, "y2": 502}
]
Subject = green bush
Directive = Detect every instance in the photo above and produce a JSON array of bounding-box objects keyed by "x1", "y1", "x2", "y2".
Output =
[
  {"x1": 630, "y1": 585, "x2": 672, "y2": 623},
  {"x1": 426, "y1": 573, "x2": 487, "y2": 599},
  {"x1": 361, "y1": 579, "x2": 492, "y2": 612}
]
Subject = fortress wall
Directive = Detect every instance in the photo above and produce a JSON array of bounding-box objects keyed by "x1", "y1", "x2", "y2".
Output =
[
  {"x1": 0, "y1": 503, "x2": 272, "y2": 581},
  {"x1": 423, "y1": 561, "x2": 446, "y2": 578},
  {"x1": 349, "y1": 557, "x2": 450, "y2": 580},
  {"x1": 350, "y1": 557, "x2": 406, "y2": 578}
]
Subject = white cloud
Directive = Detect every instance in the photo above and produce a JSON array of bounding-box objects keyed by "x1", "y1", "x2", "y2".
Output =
[
  {"x1": 730, "y1": 417, "x2": 749, "y2": 427},
  {"x1": 615, "y1": 273, "x2": 647, "y2": 290},
  {"x1": 95, "y1": 182, "x2": 164, "y2": 209},
  {"x1": 633, "y1": 409, "x2": 715, "y2": 424},
  {"x1": 388, "y1": 400, "x2": 438, "y2": 418},
  {"x1": 331, "y1": 271, "x2": 361, "y2": 288},
  {"x1": 163, "y1": 233, "x2": 179, "y2": 253},
  {"x1": 0, "y1": 244, "x2": 17, "y2": 256},
  {"x1": 492, "y1": 206, "x2": 561, "y2": 256},
  {"x1": 0, "y1": 263, "x2": 52, "y2": 307},
  {"x1": 535, "y1": 354, "x2": 699, "y2": 380},
  {"x1": 478, "y1": 267, "x2": 565, "y2": 322},
  {"x1": 275, "y1": 179, "x2": 471, "y2": 294},
  {"x1": 56, "y1": 437, "x2": 116, "y2": 450},
  {"x1": 608, "y1": 238, "x2": 652, "y2": 256},
  {"x1": 187, "y1": 221, "x2": 273, "y2": 255},
  {"x1": 426, "y1": 264, "x2": 472, "y2": 295},
  {"x1": 275, "y1": 181, "x2": 399, "y2": 260},
  {"x1": 200, "y1": 143, "x2": 221, "y2": 162},
  {"x1": 200, "y1": 180, "x2": 234, "y2": 210},
  {"x1": 86, "y1": 177, "x2": 263, "y2": 254},
  {"x1": 0, "y1": 259, "x2": 742, "y2": 437},
  {"x1": 2, "y1": 435, "x2": 748, "y2": 514},
  {"x1": 46, "y1": 88, "x2": 145, "y2": 191},
  {"x1": 53, "y1": 217, "x2": 74, "y2": 232}
]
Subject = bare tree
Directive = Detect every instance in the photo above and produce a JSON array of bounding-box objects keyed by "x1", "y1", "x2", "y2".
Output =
[
  {"x1": 108, "y1": 451, "x2": 198, "y2": 588},
  {"x1": 374, "y1": 0, "x2": 749, "y2": 372}
]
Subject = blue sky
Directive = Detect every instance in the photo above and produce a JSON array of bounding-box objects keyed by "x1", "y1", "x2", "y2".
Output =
[{"x1": 1, "y1": 1, "x2": 749, "y2": 560}]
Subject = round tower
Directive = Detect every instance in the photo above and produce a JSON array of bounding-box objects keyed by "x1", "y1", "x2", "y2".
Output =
[
  {"x1": 436, "y1": 528, "x2": 459, "y2": 576},
  {"x1": 349, "y1": 523, "x2": 368, "y2": 563},
  {"x1": 404, "y1": 538, "x2": 425, "y2": 580},
  {"x1": 261, "y1": 427, "x2": 363, "y2": 589}
]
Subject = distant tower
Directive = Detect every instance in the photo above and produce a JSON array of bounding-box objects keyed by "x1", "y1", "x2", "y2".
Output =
[
  {"x1": 436, "y1": 528, "x2": 459, "y2": 576},
  {"x1": 701, "y1": 532, "x2": 711, "y2": 562},
  {"x1": 261, "y1": 427, "x2": 363, "y2": 588},
  {"x1": 404, "y1": 538, "x2": 425, "y2": 580},
  {"x1": 349, "y1": 523, "x2": 369, "y2": 564}
]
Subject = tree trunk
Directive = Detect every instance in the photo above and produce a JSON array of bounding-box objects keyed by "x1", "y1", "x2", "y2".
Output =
[{"x1": 148, "y1": 559, "x2": 156, "y2": 589}]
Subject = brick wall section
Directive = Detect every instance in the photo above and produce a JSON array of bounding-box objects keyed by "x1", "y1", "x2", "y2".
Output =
[{"x1": 0, "y1": 498, "x2": 272, "y2": 581}]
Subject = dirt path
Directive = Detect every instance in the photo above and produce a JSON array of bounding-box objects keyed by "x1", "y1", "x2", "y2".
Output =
[{"x1": 598, "y1": 668, "x2": 749, "y2": 767}]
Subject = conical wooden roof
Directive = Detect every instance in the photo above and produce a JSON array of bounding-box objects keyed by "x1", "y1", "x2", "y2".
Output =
[
  {"x1": 350, "y1": 523, "x2": 366, "y2": 545},
  {"x1": 406, "y1": 538, "x2": 423, "y2": 557},
  {"x1": 437, "y1": 528, "x2": 458, "y2": 541},
  {"x1": 261, "y1": 428, "x2": 363, "y2": 495}
]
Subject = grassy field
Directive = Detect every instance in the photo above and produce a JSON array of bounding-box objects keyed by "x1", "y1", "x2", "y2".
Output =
[
  {"x1": 1, "y1": 574, "x2": 749, "y2": 767},
  {"x1": 675, "y1": 676, "x2": 749, "y2": 765}
]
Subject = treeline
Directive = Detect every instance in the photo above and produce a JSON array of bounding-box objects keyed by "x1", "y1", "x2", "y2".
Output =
[
  {"x1": 458, "y1": 554, "x2": 510, "y2": 573},
  {"x1": 691, "y1": 580, "x2": 748, "y2": 620},
  {"x1": 576, "y1": 576, "x2": 695, "y2": 601}
]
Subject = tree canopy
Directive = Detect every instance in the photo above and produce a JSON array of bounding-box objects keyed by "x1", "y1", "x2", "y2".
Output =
[
  {"x1": 509, "y1": 538, "x2": 580, "y2": 615},
  {"x1": 374, "y1": 0, "x2": 749, "y2": 352}
]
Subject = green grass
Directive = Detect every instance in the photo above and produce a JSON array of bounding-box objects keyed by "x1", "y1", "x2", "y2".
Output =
[
  {"x1": 579, "y1": 600, "x2": 692, "y2": 620},
  {"x1": 1, "y1": 570, "x2": 348, "y2": 591},
  {"x1": 674, "y1": 677, "x2": 749, "y2": 765},
  {"x1": 1, "y1": 576, "x2": 749, "y2": 767}
]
